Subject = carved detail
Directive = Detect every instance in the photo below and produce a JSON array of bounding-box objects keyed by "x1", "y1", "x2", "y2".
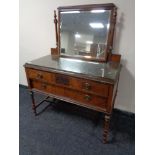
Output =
[{"x1": 55, "y1": 75, "x2": 69, "y2": 85}]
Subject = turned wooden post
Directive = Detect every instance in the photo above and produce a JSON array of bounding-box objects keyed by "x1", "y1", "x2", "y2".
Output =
[
  {"x1": 54, "y1": 10, "x2": 58, "y2": 48},
  {"x1": 29, "y1": 91, "x2": 37, "y2": 116},
  {"x1": 103, "y1": 115, "x2": 111, "y2": 143}
]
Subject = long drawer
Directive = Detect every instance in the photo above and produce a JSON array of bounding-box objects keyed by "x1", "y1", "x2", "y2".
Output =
[{"x1": 30, "y1": 80, "x2": 106, "y2": 109}]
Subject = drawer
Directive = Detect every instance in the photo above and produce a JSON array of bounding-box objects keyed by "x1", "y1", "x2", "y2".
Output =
[
  {"x1": 70, "y1": 77, "x2": 109, "y2": 97},
  {"x1": 31, "y1": 80, "x2": 53, "y2": 93},
  {"x1": 27, "y1": 68, "x2": 53, "y2": 83},
  {"x1": 31, "y1": 80, "x2": 106, "y2": 109},
  {"x1": 63, "y1": 87, "x2": 106, "y2": 109}
]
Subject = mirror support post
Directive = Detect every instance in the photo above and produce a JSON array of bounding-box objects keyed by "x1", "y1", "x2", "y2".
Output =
[
  {"x1": 111, "y1": 7, "x2": 117, "y2": 47},
  {"x1": 108, "y1": 7, "x2": 117, "y2": 61},
  {"x1": 54, "y1": 10, "x2": 58, "y2": 50}
]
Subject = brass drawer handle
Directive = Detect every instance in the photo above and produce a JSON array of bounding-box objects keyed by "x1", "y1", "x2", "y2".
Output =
[
  {"x1": 36, "y1": 73, "x2": 43, "y2": 79},
  {"x1": 84, "y1": 82, "x2": 91, "y2": 90},
  {"x1": 84, "y1": 95, "x2": 91, "y2": 101},
  {"x1": 41, "y1": 83, "x2": 47, "y2": 89}
]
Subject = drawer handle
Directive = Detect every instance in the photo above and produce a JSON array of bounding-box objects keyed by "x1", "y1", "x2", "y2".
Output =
[
  {"x1": 37, "y1": 73, "x2": 43, "y2": 79},
  {"x1": 84, "y1": 83, "x2": 91, "y2": 90},
  {"x1": 84, "y1": 95, "x2": 91, "y2": 101},
  {"x1": 41, "y1": 83, "x2": 47, "y2": 89}
]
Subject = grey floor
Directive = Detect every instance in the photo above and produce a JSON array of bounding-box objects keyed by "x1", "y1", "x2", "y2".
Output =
[{"x1": 19, "y1": 86, "x2": 135, "y2": 155}]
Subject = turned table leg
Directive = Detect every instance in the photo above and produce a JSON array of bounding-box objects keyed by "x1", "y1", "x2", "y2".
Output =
[
  {"x1": 103, "y1": 115, "x2": 111, "y2": 143},
  {"x1": 29, "y1": 91, "x2": 37, "y2": 116}
]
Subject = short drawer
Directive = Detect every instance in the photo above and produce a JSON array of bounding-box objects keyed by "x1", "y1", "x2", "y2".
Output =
[
  {"x1": 27, "y1": 68, "x2": 53, "y2": 83},
  {"x1": 31, "y1": 80, "x2": 53, "y2": 93},
  {"x1": 70, "y1": 78, "x2": 109, "y2": 97}
]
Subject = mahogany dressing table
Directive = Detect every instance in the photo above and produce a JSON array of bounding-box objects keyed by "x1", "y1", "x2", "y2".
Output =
[{"x1": 24, "y1": 3, "x2": 122, "y2": 143}]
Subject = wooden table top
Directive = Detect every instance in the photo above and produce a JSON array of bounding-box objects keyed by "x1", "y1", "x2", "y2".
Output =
[{"x1": 25, "y1": 55, "x2": 122, "y2": 84}]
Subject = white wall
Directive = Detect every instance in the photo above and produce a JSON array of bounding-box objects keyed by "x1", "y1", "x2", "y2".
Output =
[{"x1": 19, "y1": 0, "x2": 135, "y2": 113}]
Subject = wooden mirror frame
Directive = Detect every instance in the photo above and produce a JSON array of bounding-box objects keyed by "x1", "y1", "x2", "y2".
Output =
[{"x1": 52, "y1": 3, "x2": 117, "y2": 62}]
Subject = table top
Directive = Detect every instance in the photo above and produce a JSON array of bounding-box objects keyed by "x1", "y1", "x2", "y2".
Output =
[{"x1": 25, "y1": 55, "x2": 122, "y2": 84}]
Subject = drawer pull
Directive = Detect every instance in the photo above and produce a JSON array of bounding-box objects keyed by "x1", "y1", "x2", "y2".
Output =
[
  {"x1": 37, "y1": 73, "x2": 43, "y2": 79},
  {"x1": 84, "y1": 95, "x2": 91, "y2": 101},
  {"x1": 41, "y1": 83, "x2": 47, "y2": 89},
  {"x1": 84, "y1": 83, "x2": 91, "y2": 90}
]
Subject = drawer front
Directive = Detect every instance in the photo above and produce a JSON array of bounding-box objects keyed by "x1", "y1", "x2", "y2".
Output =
[
  {"x1": 70, "y1": 77, "x2": 109, "y2": 97},
  {"x1": 30, "y1": 79, "x2": 107, "y2": 109},
  {"x1": 27, "y1": 68, "x2": 53, "y2": 83},
  {"x1": 31, "y1": 80, "x2": 53, "y2": 93}
]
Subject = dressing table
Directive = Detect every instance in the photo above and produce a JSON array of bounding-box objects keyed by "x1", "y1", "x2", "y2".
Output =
[{"x1": 24, "y1": 3, "x2": 122, "y2": 143}]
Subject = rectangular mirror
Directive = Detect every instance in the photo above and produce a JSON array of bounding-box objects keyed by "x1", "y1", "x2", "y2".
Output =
[{"x1": 58, "y1": 4, "x2": 117, "y2": 62}]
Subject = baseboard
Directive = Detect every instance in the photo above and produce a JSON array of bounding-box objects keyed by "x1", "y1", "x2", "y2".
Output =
[
  {"x1": 19, "y1": 84, "x2": 28, "y2": 89},
  {"x1": 113, "y1": 108, "x2": 135, "y2": 122},
  {"x1": 19, "y1": 84, "x2": 135, "y2": 118}
]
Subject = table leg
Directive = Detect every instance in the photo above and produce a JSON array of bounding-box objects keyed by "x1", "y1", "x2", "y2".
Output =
[
  {"x1": 29, "y1": 91, "x2": 37, "y2": 116},
  {"x1": 103, "y1": 115, "x2": 111, "y2": 143}
]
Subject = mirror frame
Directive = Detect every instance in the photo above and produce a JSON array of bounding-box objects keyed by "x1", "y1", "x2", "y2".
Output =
[{"x1": 55, "y1": 3, "x2": 117, "y2": 62}]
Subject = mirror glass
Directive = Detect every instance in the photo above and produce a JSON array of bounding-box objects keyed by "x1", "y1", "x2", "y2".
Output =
[{"x1": 60, "y1": 9, "x2": 111, "y2": 60}]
